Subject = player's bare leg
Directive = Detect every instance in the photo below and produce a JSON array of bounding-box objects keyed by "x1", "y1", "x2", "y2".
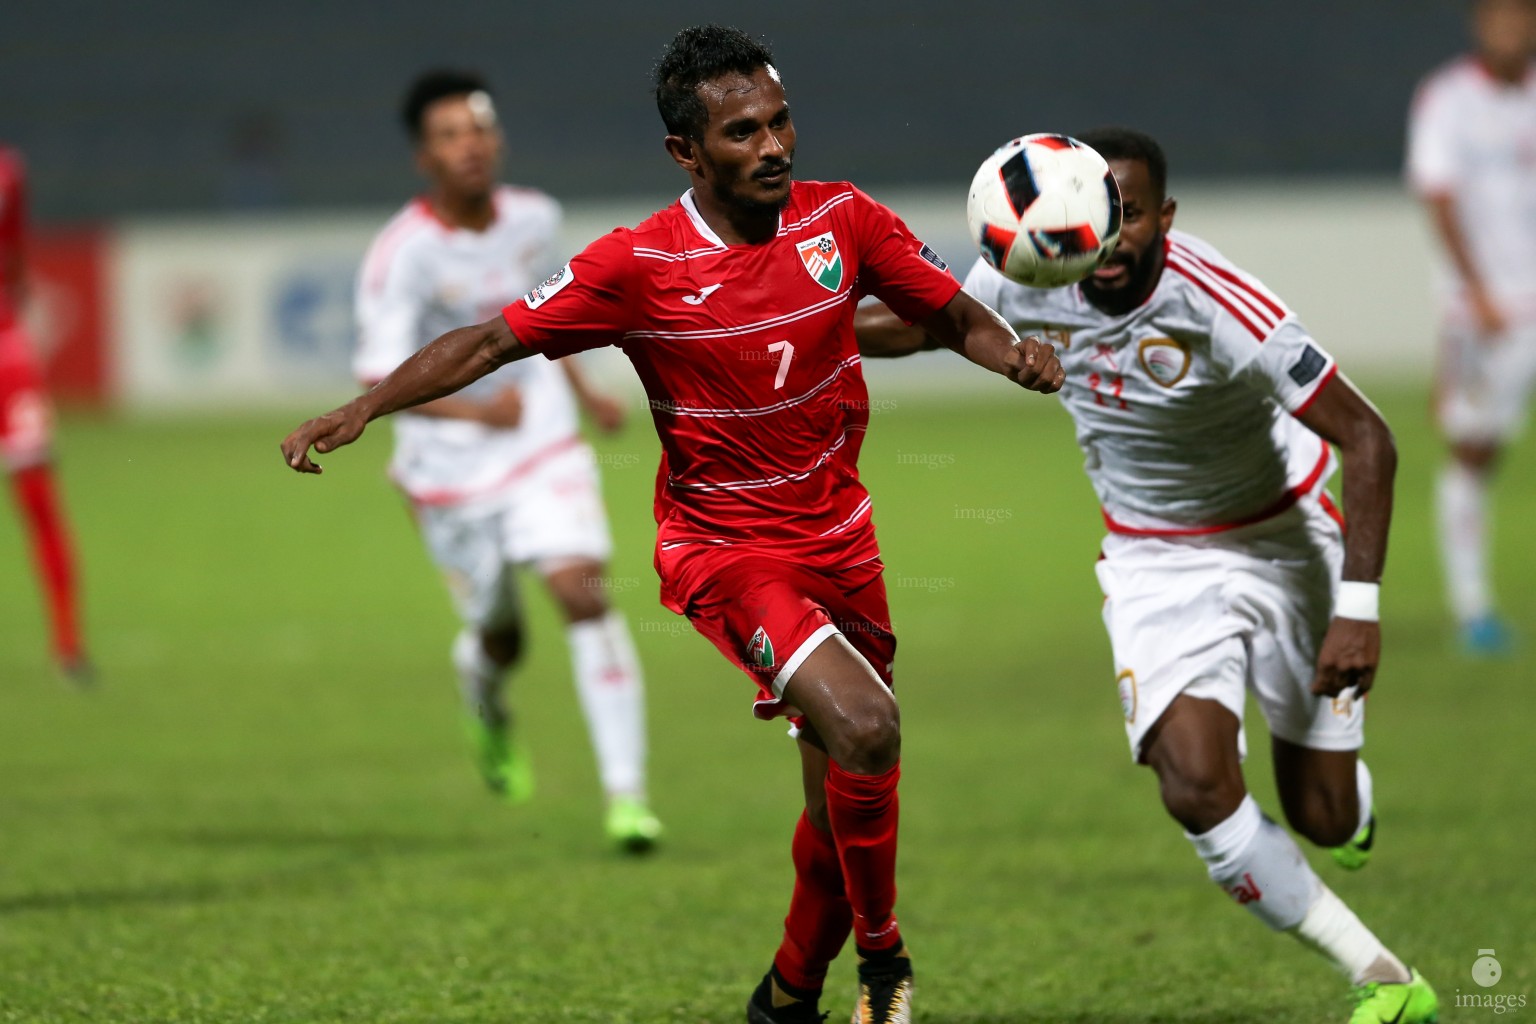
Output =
[
  {"x1": 1437, "y1": 441, "x2": 1510, "y2": 655},
  {"x1": 542, "y1": 559, "x2": 659, "y2": 851},
  {"x1": 1145, "y1": 694, "x2": 1420, "y2": 1009},
  {"x1": 766, "y1": 634, "x2": 910, "y2": 1024},
  {"x1": 1272, "y1": 736, "x2": 1375, "y2": 869}
]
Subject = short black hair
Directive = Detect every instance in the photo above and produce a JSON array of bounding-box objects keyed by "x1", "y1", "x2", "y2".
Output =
[
  {"x1": 402, "y1": 70, "x2": 491, "y2": 140},
  {"x1": 654, "y1": 25, "x2": 776, "y2": 140},
  {"x1": 1077, "y1": 127, "x2": 1168, "y2": 202}
]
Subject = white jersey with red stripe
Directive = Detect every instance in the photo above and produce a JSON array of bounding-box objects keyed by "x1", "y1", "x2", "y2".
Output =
[
  {"x1": 1407, "y1": 56, "x2": 1536, "y2": 326},
  {"x1": 354, "y1": 186, "x2": 580, "y2": 504},
  {"x1": 963, "y1": 229, "x2": 1338, "y2": 536},
  {"x1": 500, "y1": 180, "x2": 960, "y2": 576}
]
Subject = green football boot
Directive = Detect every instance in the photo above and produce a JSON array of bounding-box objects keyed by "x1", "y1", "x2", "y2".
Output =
[
  {"x1": 605, "y1": 795, "x2": 663, "y2": 853},
  {"x1": 1331, "y1": 810, "x2": 1375, "y2": 870},
  {"x1": 464, "y1": 714, "x2": 533, "y2": 804},
  {"x1": 1349, "y1": 968, "x2": 1438, "y2": 1024}
]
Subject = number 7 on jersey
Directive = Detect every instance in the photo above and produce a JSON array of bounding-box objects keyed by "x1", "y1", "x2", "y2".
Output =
[{"x1": 766, "y1": 341, "x2": 795, "y2": 390}]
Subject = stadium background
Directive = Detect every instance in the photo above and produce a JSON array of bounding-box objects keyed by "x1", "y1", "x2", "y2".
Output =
[{"x1": 2, "y1": 4, "x2": 1533, "y2": 1023}]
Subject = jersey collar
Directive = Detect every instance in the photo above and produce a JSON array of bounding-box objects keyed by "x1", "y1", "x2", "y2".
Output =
[{"x1": 680, "y1": 188, "x2": 782, "y2": 248}]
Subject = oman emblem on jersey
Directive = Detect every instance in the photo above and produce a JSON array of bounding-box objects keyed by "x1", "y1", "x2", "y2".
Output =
[
  {"x1": 747, "y1": 626, "x2": 775, "y2": 670},
  {"x1": 797, "y1": 232, "x2": 844, "y2": 292},
  {"x1": 1137, "y1": 337, "x2": 1191, "y2": 387}
]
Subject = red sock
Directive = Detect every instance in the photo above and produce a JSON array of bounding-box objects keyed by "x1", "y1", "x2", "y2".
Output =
[
  {"x1": 11, "y1": 464, "x2": 82, "y2": 662},
  {"x1": 772, "y1": 810, "x2": 853, "y2": 992},
  {"x1": 824, "y1": 759, "x2": 902, "y2": 954}
]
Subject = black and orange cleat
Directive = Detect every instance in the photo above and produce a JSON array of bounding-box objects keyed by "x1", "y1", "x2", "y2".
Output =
[{"x1": 851, "y1": 953, "x2": 912, "y2": 1024}]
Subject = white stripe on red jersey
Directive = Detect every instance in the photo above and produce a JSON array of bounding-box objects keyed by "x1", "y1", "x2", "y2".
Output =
[
  {"x1": 776, "y1": 192, "x2": 856, "y2": 235},
  {"x1": 664, "y1": 354, "x2": 861, "y2": 418},
  {"x1": 501, "y1": 180, "x2": 961, "y2": 581}
]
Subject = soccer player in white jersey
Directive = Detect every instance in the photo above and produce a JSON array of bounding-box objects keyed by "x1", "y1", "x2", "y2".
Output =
[
  {"x1": 858, "y1": 129, "x2": 1438, "y2": 1023},
  {"x1": 355, "y1": 71, "x2": 660, "y2": 851},
  {"x1": 1408, "y1": 0, "x2": 1536, "y2": 655}
]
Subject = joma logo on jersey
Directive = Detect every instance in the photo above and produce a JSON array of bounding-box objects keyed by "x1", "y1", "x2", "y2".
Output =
[
  {"x1": 797, "y1": 233, "x2": 843, "y2": 291},
  {"x1": 746, "y1": 626, "x2": 775, "y2": 670}
]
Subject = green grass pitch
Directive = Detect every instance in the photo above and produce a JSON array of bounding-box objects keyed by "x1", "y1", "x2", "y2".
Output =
[{"x1": 0, "y1": 385, "x2": 1532, "y2": 1022}]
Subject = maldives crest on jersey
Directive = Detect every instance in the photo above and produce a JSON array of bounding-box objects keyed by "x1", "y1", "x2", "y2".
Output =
[
  {"x1": 797, "y1": 232, "x2": 844, "y2": 292},
  {"x1": 747, "y1": 626, "x2": 775, "y2": 670}
]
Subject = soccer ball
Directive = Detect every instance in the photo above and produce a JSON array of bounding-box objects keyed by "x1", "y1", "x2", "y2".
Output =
[{"x1": 966, "y1": 133, "x2": 1123, "y2": 288}]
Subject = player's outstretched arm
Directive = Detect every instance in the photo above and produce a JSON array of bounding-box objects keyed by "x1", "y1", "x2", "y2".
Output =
[
  {"x1": 281, "y1": 316, "x2": 531, "y2": 474},
  {"x1": 922, "y1": 290, "x2": 1063, "y2": 394},
  {"x1": 853, "y1": 296, "x2": 1064, "y2": 394},
  {"x1": 853, "y1": 302, "x2": 937, "y2": 358},
  {"x1": 1295, "y1": 373, "x2": 1398, "y2": 697}
]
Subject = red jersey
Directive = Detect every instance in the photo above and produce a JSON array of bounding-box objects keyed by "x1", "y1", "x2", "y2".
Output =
[
  {"x1": 501, "y1": 180, "x2": 960, "y2": 578},
  {"x1": 0, "y1": 148, "x2": 25, "y2": 333}
]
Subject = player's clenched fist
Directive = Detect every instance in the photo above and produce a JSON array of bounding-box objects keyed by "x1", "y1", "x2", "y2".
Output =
[
  {"x1": 1004, "y1": 335, "x2": 1065, "y2": 394},
  {"x1": 281, "y1": 403, "x2": 368, "y2": 474}
]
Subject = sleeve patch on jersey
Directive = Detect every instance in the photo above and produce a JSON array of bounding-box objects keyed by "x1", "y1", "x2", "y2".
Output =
[
  {"x1": 1287, "y1": 344, "x2": 1327, "y2": 387},
  {"x1": 918, "y1": 243, "x2": 948, "y2": 271},
  {"x1": 523, "y1": 263, "x2": 574, "y2": 309}
]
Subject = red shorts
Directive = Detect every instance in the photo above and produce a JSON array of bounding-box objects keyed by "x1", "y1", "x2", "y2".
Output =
[
  {"x1": 660, "y1": 545, "x2": 897, "y2": 720},
  {"x1": 0, "y1": 329, "x2": 51, "y2": 471}
]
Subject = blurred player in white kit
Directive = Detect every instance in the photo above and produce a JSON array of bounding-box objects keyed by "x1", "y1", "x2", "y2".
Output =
[
  {"x1": 355, "y1": 70, "x2": 660, "y2": 850},
  {"x1": 859, "y1": 128, "x2": 1438, "y2": 1023},
  {"x1": 1408, "y1": 0, "x2": 1536, "y2": 655}
]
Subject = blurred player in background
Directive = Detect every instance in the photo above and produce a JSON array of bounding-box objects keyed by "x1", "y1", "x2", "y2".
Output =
[
  {"x1": 0, "y1": 145, "x2": 90, "y2": 682},
  {"x1": 1408, "y1": 0, "x2": 1536, "y2": 656},
  {"x1": 286, "y1": 26, "x2": 1065, "y2": 1024},
  {"x1": 354, "y1": 71, "x2": 661, "y2": 851},
  {"x1": 859, "y1": 129, "x2": 1438, "y2": 1024}
]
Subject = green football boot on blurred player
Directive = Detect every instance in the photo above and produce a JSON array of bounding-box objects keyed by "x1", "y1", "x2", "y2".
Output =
[
  {"x1": 465, "y1": 713, "x2": 534, "y2": 805},
  {"x1": 1349, "y1": 968, "x2": 1438, "y2": 1023},
  {"x1": 605, "y1": 794, "x2": 662, "y2": 853},
  {"x1": 1331, "y1": 810, "x2": 1375, "y2": 870}
]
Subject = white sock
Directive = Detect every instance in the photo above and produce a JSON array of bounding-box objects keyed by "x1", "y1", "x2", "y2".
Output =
[
  {"x1": 1295, "y1": 885, "x2": 1410, "y2": 985},
  {"x1": 567, "y1": 610, "x2": 647, "y2": 799},
  {"x1": 1187, "y1": 795, "x2": 1317, "y2": 930},
  {"x1": 452, "y1": 629, "x2": 507, "y2": 726},
  {"x1": 1354, "y1": 759, "x2": 1374, "y2": 837},
  {"x1": 1436, "y1": 462, "x2": 1493, "y2": 622},
  {"x1": 1187, "y1": 795, "x2": 1408, "y2": 985}
]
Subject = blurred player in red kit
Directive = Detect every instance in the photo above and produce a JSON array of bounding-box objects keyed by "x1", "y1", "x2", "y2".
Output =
[
  {"x1": 281, "y1": 25, "x2": 1063, "y2": 1024},
  {"x1": 0, "y1": 146, "x2": 90, "y2": 681}
]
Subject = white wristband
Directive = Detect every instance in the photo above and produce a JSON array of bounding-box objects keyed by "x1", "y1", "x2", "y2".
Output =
[{"x1": 1334, "y1": 581, "x2": 1380, "y2": 622}]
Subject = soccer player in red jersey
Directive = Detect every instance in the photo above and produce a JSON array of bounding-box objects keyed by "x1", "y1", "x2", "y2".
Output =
[
  {"x1": 281, "y1": 26, "x2": 1062, "y2": 1023},
  {"x1": 0, "y1": 146, "x2": 90, "y2": 682}
]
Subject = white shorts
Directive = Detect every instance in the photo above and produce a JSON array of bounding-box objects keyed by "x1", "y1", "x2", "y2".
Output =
[
  {"x1": 1095, "y1": 498, "x2": 1364, "y2": 762},
  {"x1": 1437, "y1": 320, "x2": 1536, "y2": 444},
  {"x1": 412, "y1": 443, "x2": 613, "y2": 630}
]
